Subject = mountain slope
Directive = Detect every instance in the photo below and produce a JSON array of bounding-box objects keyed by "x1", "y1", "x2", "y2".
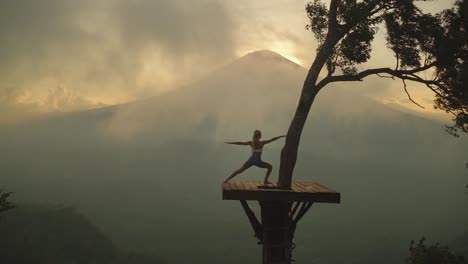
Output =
[
  {"x1": 2, "y1": 50, "x2": 465, "y2": 163},
  {"x1": 1, "y1": 50, "x2": 467, "y2": 264},
  {"x1": 0, "y1": 206, "x2": 165, "y2": 264}
]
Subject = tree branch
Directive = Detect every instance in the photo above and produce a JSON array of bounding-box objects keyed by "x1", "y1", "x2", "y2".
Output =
[
  {"x1": 376, "y1": 73, "x2": 395, "y2": 79},
  {"x1": 398, "y1": 75, "x2": 466, "y2": 119},
  {"x1": 395, "y1": 53, "x2": 400, "y2": 70},
  {"x1": 316, "y1": 62, "x2": 468, "y2": 120},
  {"x1": 404, "y1": 72, "x2": 452, "y2": 97},
  {"x1": 317, "y1": 62, "x2": 437, "y2": 89},
  {"x1": 328, "y1": 0, "x2": 340, "y2": 32},
  {"x1": 402, "y1": 79, "x2": 425, "y2": 109}
]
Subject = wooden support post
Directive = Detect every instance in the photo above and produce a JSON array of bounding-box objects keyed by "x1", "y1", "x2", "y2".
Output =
[
  {"x1": 223, "y1": 181, "x2": 340, "y2": 264},
  {"x1": 260, "y1": 201, "x2": 292, "y2": 264}
]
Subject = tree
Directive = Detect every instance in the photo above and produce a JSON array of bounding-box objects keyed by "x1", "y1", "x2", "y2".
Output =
[
  {"x1": 407, "y1": 237, "x2": 466, "y2": 264},
  {"x1": 465, "y1": 162, "x2": 468, "y2": 188},
  {"x1": 0, "y1": 190, "x2": 14, "y2": 215},
  {"x1": 278, "y1": 0, "x2": 468, "y2": 189}
]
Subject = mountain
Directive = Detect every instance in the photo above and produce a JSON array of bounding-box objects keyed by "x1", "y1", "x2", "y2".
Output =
[
  {"x1": 1, "y1": 50, "x2": 467, "y2": 264},
  {"x1": 4, "y1": 50, "x2": 465, "y2": 160}
]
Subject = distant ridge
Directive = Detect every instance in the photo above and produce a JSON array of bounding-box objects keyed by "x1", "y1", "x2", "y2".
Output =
[
  {"x1": 236, "y1": 50, "x2": 304, "y2": 68},
  {"x1": 244, "y1": 50, "x2": 289, "y2": 60}
]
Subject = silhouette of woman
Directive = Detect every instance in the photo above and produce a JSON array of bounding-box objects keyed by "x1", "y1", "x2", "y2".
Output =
[{"x1": 224, "y1": 130, "x2": 285, "y2": 184}]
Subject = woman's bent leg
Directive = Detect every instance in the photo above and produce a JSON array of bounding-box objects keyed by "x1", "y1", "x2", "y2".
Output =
[
  {"x1": 224, "y1": 165, "x2": 248, "y2": 183},
  {"x1": 258, "y1": 162, "x2": 273, "y2": 184}
]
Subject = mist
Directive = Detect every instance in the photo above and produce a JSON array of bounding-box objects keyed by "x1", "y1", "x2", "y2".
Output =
[
  {"x1": 1, "y1": 48, "x2": 468, "y2": 263},
  {"x1": 1, "y1": 0, "x2": 466, "y2": 263}
]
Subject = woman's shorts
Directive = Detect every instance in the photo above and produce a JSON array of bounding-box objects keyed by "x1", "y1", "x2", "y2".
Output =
[{"x1": 243, "y1": 155, "x2": 269, "y2": 168}]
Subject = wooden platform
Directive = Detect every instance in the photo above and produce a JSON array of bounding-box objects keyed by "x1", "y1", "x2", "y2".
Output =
[{"x1": 222, "y1": 181, "x2": 340, "y2": 203}]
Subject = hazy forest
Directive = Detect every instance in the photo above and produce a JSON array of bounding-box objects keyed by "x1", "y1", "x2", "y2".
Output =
[{"x1": 1, "y1": 0, "x2": 467, "y2": 263}]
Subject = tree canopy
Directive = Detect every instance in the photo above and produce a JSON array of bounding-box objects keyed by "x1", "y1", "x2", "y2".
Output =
[
  {"x1": 279, "y1": 0, "x2": 467, "y2": 188},
  {"x1": 306, "y1": 0, "x2": 467, "y2": 135}
]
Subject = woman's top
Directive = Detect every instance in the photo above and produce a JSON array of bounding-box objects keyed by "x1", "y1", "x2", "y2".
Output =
[{"x1": 250, "y1": 141, "x2": 263, "y2": 159}]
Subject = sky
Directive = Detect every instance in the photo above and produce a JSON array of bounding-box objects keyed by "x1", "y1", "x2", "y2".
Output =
[{"x1": 0, "y1": 0, "x2": 456, "y2": 125}]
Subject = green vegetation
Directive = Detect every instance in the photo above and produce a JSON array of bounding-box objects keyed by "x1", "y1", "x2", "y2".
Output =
[
  {"x1": 408, "y1": 237, "x2": 466, "y2": 264},
  {"x1": 0, "y1": 190, "x2": 14, "y2": 215},
  {"x1": 0, "y1": 205, "x2": 165, "y2": 264},
  {"x1": 278, "y1": 0, "x2": 468, "y2": 188}
]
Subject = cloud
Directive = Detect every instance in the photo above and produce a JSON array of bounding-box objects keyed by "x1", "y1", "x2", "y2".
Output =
[
  {"x1": 0, "y1": 84, "x2": 108, "y2": 126},
  {"x1": 0, "y1": 0, "x2": 456, "y2": 127},
  {"x1": 116, "y1": 0, "x2": 235, "y2": 59},
  {"x1": 0, "y1": 0, "x2": 237, "y2": 120}
]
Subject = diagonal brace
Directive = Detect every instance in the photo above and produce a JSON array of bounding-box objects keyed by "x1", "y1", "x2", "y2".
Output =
[
  {"x1": 289, "y1": 202, "x2": 301, "y2": 221},
  {"x1": 293, "y1": 202, "x2": 313, "y2": 225},
  {"x1": 240, "y1": 200, "x2": 263, "y2": 244},
  {"x1": 289, "y1": 202, "x2": 314, "y2": 236}
]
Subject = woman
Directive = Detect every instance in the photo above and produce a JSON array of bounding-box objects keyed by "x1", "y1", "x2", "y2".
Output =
[{"x1": 224, "y1": 130, "x2": 285, "y2": 184}]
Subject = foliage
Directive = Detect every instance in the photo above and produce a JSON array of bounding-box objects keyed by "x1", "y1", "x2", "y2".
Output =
[
  {"x1": 407, "y1": 237, "x2": 466, "y2": 264},
  {"x1": 0, "y1": 205, "x2": 165, "y2": 264},
  {"x1": 0, "y1": 190, "x2": 14, "y2": 215},
  {"x1": 306, "y1": 0, "x2": 381, "y2": 75},
  {"x1": 304, "y1": 0, "x2": 467, "y2": 135}
]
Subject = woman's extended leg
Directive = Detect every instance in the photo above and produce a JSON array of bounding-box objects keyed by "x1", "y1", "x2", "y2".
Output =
[
  {"x1": 258, "y1": 162, "x2": 273, "y2": 184},
  {"x1": 224, "y1": 165, "x2": 248, "y2": 183}
]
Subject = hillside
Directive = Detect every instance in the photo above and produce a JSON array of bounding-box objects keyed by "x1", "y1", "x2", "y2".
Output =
[{"x1": 0, "y1": 206, "x2": 164, "y2": 264}]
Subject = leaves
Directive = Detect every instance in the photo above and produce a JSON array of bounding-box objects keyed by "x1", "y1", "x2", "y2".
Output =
[
  {"x1": 305, "y1": 0, "x2": 329, "y2": 47},
  {"x1": 306, "y1": 0, "x2": 380, "y2": 75},
  {"x1": 407, "y1": 237, "x2": 466, "y2": 264},
  {"x1": 433, "y1": 1, "x2": 468, "y2": 135},
  {"x1": 305, "y1": 0, "x2": 468, "y2": 135},
  {"x1": 0, "y1": 190, "x2": 15, "y2": 214}
]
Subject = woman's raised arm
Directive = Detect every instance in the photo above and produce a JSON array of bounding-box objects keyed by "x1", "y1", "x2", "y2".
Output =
[
  {"x1": 224, "y1": 141, "x2": 251, "y2": 145},
  {"x1": 262, "y1": 135, "x2": 286, "y2": 144}
]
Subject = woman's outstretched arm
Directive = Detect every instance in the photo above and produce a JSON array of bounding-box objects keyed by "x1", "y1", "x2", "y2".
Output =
[
  {"x1": 225, "y1": 141, "x2": 251, "y2": 145},
  {"x1": 262, "y1": 135, "x2": 286, "y2": 144}
]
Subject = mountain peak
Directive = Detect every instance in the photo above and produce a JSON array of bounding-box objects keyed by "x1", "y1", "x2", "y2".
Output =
[
  {"x1": 237, "y1": 50, "x2": 303, "y2": 68},
  {"x1": 244, "y1": 50, "x2": 288, "y2": 60},
  {"x1": 244, "y1": 50, "x2": 284, "y2": 58}
]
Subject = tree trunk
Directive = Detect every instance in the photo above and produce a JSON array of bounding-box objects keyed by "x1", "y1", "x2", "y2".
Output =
[
  {"x1": 277, "y1": 83, "x2": 321, "y2": 189},
  {"x1": 260, "y1": 201, "x2": 291, "y2": 264},
  {"x1": 278, "y1": 37, "x2": 338, "y2": 189}
]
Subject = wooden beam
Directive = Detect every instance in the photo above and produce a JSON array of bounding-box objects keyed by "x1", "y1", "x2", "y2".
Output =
[
  {"x1": 223, "y1": 181, "x2": 340, "y2": 203},
  {"x1": 240, "y1": 200, "x2": 263, "y2": 244}
]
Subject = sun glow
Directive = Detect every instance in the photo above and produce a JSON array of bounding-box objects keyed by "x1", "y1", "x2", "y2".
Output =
[
  {"x1": 237, "y1": 41, "x2": 304, "y2": 67},
  {"x1": 269, "y1": 41, "x2": 303, "y2": 66}
]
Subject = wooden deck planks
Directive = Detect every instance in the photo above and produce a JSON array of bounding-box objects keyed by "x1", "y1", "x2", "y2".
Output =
[
  {"x1": 244, "y1": 181, "x2": 251, "y2": 191},
  {"x1": 301, "y1": 182, "x2": 320, "y2": 192},
  {"x1": 222, "y1": 181, "x2": 340, "y2": 203},
  {"x1": 236, "y1": 181, "x2": 245, "y2": 191},
  {"x1": 245, "y1": 181, "x2": 256, "y2": 191},
  {"x1": 223, "y1": 182, "x2": 232, "y2": 191},
  {"x1": 235, "y1": 181, "x2": 245, "y2": 191},
  {"x1": 292, "y1": 183, "x2": 308, "y2": 192},
  {"x1": 314, "y1": 182, "x2": 337, "y2": 193}
]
